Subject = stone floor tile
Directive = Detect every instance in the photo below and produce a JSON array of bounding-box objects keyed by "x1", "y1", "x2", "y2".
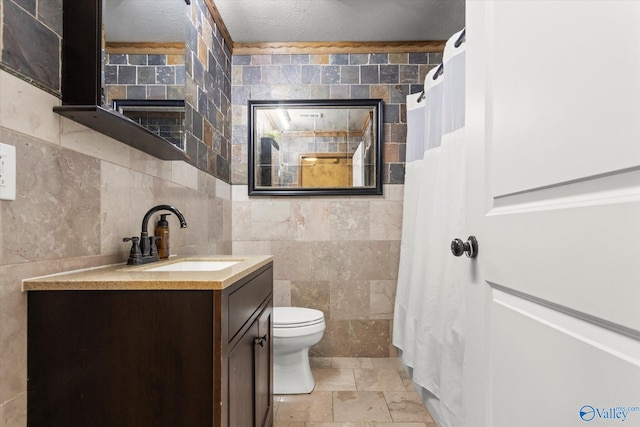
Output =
[
  {"x1": 354, "y1": 368, "x2": 406, "y2": 391},
  {"x1": 331, "y1": 357, "x2": 374, "y2": 369},
  {"x1": 307, "y1": 423, "x2": 366, "y2": 427},
  {"x1": 396, "y1": 367, "x2": 418, "y2": 392},
  {"x1": 333, "y1": 391, "x2": 392, "y2": 422},
  {"x1": 313, "y1": 368, "x2": 357, "y2": 391},
  {"x1": 364, "y1": 423, "x2": 435, "y2": 427},
  {"x1": 273, "y1": 358, "x2": 436, "y2": 426},
  {"x1": 370, "y1": 358, "x2": 404, "y2": 370},
  {"x1": 384, "y1": 392, "x2": 435, "y2": 423},
  {"x1": 277, "y1": 391, "x2": 333, "y2": 422}
]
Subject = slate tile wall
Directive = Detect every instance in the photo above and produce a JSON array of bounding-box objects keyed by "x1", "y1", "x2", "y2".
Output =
[
  {"x1": 1, "y1": 0, "x2": 62, "y2": 92},
  {"x1": 184, "y1": 0, "x2": 232, "y2": 181},
  {"x1": 230, "y1": 52, "x2": 442, "y2": 185},
  {"x1": 104, "y1": 53, "x2": 186, "y2": 105}
]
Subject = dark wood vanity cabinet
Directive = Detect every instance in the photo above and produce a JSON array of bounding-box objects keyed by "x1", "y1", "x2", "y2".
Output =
[
  {"x1": 27, "y1": 263, "x2": 273, "y2": 427},
  {"x1": 228, "y1": 306, "x2": 272, "y2": 427},
  {"x1": 221, "y1": 265, "x2": 273, "y2": 427}
]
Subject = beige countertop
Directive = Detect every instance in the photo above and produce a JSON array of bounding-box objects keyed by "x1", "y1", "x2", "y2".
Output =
[{"x1": 23, "y1": 255, "x2": 273, "y2": 291}]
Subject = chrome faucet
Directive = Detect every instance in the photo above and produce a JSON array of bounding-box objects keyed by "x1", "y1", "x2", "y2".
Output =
[{"x1": 123, "y1": 205, "x2": 188, "y2": 265}]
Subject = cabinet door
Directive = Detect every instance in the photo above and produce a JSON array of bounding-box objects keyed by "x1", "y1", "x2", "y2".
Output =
[
  {"x1": 228, "y1": 320, "x2": 258, "y2": 427},
  {"x1": 255, "y1": 303, "x2": 272, "y2": 427},
  {"x1": 28, "y1": 291, "x2": 213, "y2": 427}
]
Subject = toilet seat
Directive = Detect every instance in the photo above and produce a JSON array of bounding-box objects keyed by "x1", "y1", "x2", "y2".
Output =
[{"x1": 273, "y1": 307, "x2": 324, "y2": 328}]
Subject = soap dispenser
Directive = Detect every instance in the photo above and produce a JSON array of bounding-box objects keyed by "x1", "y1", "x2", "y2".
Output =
[{"x1": 155, "y1": 214, "x2": 171, "y2": 259}]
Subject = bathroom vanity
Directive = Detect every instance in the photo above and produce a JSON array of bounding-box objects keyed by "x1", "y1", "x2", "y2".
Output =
[{"x1": 23, "y1": 256, "x2": 273, "y2": 427}]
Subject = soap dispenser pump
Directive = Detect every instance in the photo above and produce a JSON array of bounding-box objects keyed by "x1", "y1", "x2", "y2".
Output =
[{"x1": 155, "y1": 214, "x2": 171, "y2": 259}]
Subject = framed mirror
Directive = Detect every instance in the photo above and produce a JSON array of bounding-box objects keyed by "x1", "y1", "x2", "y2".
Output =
[
  {"x1": 103, "y1": 0, "x2": 187, "y2": 150},
  {"x1": 53, "y1": 0, "x2": 190, "y2": 161},
  {"x1": 248, "y1": 99, "x2": 383, "y2": 196}
]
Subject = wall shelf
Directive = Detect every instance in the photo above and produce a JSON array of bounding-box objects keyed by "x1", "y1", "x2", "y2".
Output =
[{"x1": 54, "y1": 105, "x2": 190, "y2": 161}]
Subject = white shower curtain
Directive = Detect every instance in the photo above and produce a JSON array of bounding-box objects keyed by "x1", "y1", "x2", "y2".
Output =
[
  {"x1": 393, "y1": 29, "x2": 467, "y2": 427},
  {"x1": 394, "y1": 64, "x2": 443, "y2": 366}
]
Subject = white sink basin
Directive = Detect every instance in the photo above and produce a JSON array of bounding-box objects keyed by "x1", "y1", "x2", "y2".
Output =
[{"x1": 144, "y1": 260, "x2": 240, "y2": 272}]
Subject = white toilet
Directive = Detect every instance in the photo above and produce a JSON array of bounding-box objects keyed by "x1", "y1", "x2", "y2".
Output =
[{"x1": 273, "y1": 307, "x2": 326, "y2": 394}]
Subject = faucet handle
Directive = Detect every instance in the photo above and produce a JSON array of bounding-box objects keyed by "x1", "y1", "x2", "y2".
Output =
[
  {"x1": 148, "y1": 236, "x2": 158, "y2": 257},
  {"x1": 123, "y1": 237, "x2": 142, "y2": 263}
]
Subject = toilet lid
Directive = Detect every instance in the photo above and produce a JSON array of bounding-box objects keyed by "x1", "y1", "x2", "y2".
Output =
[{"x1": 273, "y1": 307, "x2": 324, "y2": 327}]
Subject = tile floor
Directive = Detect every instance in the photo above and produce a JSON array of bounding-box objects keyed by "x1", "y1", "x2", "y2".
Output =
[{"x1": 273, "y1": 357, "x2": 437, "y2": 427}]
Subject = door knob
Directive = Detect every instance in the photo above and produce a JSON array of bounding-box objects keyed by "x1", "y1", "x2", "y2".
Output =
[{"x1": 451, "y1": 236, "x2": 478, "y2": 258}]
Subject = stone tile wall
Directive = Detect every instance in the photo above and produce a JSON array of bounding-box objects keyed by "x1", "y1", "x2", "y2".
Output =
[
  {"x1": 104, "y1": 53, "x2": 186, "y2": 105},
  {"x1": 0, "y1": 69, "x2": 232, "y2": 427},
  {"x1": 0, "y1": 0, "x2": 446, "y2": 409},
  {"x1": 184, "y1": 0, "x2": 232, "y2": 181},
  {"x1": 231, "y1": 184, "x2": 404, "y2": 357},
  {"x1": 104, "y1": 53, "x2": 186, "y2": 148},
  {"x1": 1, "y1": 0, "x2": 234, "y2": 186},
  {"x1": 230, "y1": 52, "x2": 442, "y2": 185},
  {"x1": 1, "y1": 0, "x2": 62, "y2": 93},
  {"x1": 0, "y1": 2, "x2": 234, "y2": 423},
  {"x1": 230, "y1": 51, "x2": 441, "y2": 357}
]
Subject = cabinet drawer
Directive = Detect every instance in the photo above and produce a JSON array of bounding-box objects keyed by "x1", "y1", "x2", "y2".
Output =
[{"x1": 227, "y1": 267, "x2": 272, "y2": 341}]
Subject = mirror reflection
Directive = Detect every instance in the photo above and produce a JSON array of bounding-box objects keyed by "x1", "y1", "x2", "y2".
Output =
[
  {"x1": 113, "y1": 99, "x2": 186, "y2": 147},
  {"x1": 102, "y1": 0, "x2": 187, "y2": 149},
  {"x1": 249, "y1": 99, "x2": 383, "y2": 196}
]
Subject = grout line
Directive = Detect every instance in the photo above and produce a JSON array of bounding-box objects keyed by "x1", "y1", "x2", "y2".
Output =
[
  {"x1": 351, "y1": 367, "x2": 359, "y2": 391},
  {"x1": 331, "y1": 390, "x2": 336, "y2": 422}
]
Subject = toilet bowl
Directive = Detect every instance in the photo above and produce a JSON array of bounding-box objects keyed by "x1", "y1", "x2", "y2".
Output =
[{"x1": 273, "y1": 307, "x2": 325, "y2": 394}]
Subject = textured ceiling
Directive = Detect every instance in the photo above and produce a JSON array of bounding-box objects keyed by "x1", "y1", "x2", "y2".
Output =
[
  {"x1": 215, "y1": 0, "x2": 465, "y2": 43},
  {"x1": 103, "y1": 0, "x2": 187, "y2": 43},
  {"x1": 104, "y1": 0, "x2": 465, "y2": 44}
]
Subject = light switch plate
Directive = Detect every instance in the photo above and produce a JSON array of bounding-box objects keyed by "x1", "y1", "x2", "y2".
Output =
[{"x1": 0, "y1": 142, "x2": 16, "y2": 201}]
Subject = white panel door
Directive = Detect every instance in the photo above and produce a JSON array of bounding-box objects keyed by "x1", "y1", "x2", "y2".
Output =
[{"x1": 464, "y1": 2, "x2": 640, "y2": 426}]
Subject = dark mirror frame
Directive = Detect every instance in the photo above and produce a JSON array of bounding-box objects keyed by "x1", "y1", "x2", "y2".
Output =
[
  {"x1": 53, "y1": 0, "x2": 189, "y2": 161},
  {"x1": 248, "y1": 99, "x2": 383, "y2": 196}
]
